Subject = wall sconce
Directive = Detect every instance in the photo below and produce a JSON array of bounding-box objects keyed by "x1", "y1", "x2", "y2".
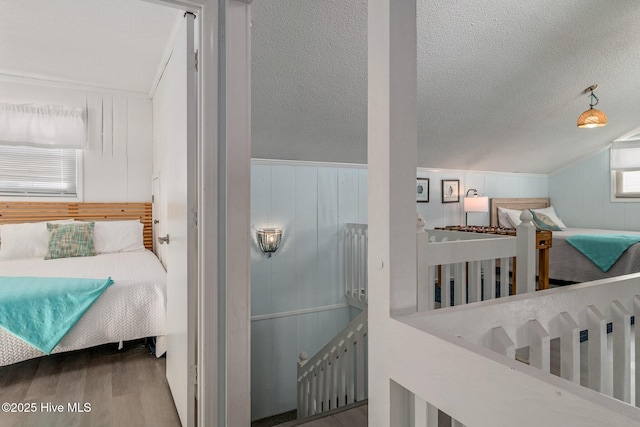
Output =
[
  {"x1": 257, "y1": 228, "x2": 282, "y2": 257},
  {"x1": 463, "y1": 189, "x2": 489, "y2": 226},
  {"x1": 577, "y1": 84, "x2": 607, "y2": 128}
]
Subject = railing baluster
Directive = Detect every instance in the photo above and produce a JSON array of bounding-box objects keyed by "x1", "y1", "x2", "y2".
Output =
[
  {"x1": 559, "y1": 312, "x2": 580, "y2": 383},
  {"x1": 454, "y1": 262, "x2": 466, "y2": 306},
  {"x1": 310, "y1": 366, "x2": 317, "y2": 415},
  {"x1": 529, "y1": 319, "x2": 550, "y2": 373},
  {"x1": 586, "y1": 305, "x2": 607, "y2": 393},
  {"x1": 364, "y1": 229, "x2": 368, "y2": 304},
  {"x1": 499, "y1": 257, "x2": 509, "y2": 297},
  {"x1": 356, "y1": 325, "x2": 366, "y2": 401},
  {"x1": 323, "y1": 355, "x2": 331, "y2": 411},
  {"x1": 492, "y1": 326, "x2": 515, "y2": 358},
  {"x1": 483, "y1": 259, "x2": 496, "y2": 300},
  {"x1": 337, "y1": 341, "x2": 345, "y2": 408},
  {"x1": 442, "y1": 264, "x2": 452, "y2": 308},
  {"x1": 346, "y1": 331, "x2": 355, "y2": 404},
  {"x1": 612, "y1": 300, "x2": 631, "y2": 403},
  {"x1": 417, "y1": 233, "x2": 430, "y2": 311},
  {"x1": 635, "y1": 296, "x2": 640, "y2": 407},
  {"x1": 468, "y1": 260, "x2": 481, "y2": 303}
]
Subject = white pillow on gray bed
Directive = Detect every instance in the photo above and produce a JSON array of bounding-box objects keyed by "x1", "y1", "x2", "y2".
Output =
[
  {"x1": 0, "y1": 220, "x2": 74, "y2": 260},
  {"x1": 497, "y1": 207, "x2": 522, "y2": 228},
  {"x1": 90, "y1": 220, "x2": 145, "y2": 254}
]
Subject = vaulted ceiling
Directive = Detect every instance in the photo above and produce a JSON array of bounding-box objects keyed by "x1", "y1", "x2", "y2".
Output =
[
  {"x1": 3, "y1": 1, "x2": 640, "y2": 174},
  {"x1": 252, "y1": 0, "x2": 640, "y2": 174}
]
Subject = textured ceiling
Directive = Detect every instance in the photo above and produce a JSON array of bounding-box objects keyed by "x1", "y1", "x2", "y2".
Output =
[
  {"x1": 0, "y1": 0, "x2": 179, "y2": 93},
  {"x1": 252, "y1": 0, "x2": 640, "y2": 174}
]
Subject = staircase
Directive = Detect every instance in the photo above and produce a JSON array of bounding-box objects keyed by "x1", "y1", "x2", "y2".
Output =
[
  {"x1": 296, "y1": 308, "x2": 368, "y2": 418},
  {"x1": 296, "y1": 224, "x2": 369, "y2": 419}
]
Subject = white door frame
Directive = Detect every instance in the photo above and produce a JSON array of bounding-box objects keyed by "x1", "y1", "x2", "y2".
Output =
[{"x1": 144, "y1": 0, "x2": 252, "y2": 426}]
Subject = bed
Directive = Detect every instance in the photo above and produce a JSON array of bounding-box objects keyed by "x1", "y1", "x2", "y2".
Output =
[
  {"x1": 490, "y1": 197, "x2": 640, "y2": 283},
  {"x1": 0, "y1": 202, "x2": 166, "y2": 366}
]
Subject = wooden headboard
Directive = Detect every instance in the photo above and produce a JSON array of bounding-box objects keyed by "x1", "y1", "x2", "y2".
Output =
[
  {"x1": 490, "y1": 198, "x2": 550, "y2": 227},
  {"x1": 0, "y1": 202, "x2": 153, "y2": 251}
]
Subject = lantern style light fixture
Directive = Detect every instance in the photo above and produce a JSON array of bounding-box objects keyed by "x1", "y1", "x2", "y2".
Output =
[
  {"x1": 257, "y1": 228, "x2": 282, "y2": 257},
  {"x1": 577, "y1": 84, "x2": 607, "y2": 128},
  {"x1": 463, "y1": 189, "x2": 489, "y2": 226}
]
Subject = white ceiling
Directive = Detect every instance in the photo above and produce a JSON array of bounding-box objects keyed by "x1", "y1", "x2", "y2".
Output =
[
  {"x1": 0, "y1": 0, "x2": 180, "y2": 94},
  {"x1": 3, "y1": 1, "x2": 640, "y2": 174},
  {"x1": 252, "y1": 0, "x2": 640, "y2": 174}
]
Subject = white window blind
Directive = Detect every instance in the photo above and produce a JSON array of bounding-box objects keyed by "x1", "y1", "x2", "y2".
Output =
[
  {"x1": 0, "y1": 145, "x2": 78, "y2": 197},
  {"x1": 611, "y1": 141, "x2": 640, "y2": 171}
]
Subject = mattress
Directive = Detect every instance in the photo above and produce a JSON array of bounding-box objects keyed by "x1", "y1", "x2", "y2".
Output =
[
  {"x1": 549, "y1": 228, "x2": 640, "y2": 283},
  {"x1": 0, "y1": 250, "x2": 166, "y2": 366}
]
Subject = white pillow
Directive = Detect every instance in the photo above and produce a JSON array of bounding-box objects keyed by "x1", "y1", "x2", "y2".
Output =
[
  {"x1": 0, "y1": 220, "x2": 74, "y2": 260},
  {"x1": 497, "y1": 207, "x2": 522, "y2": 228},
  {"x1": 530, "y1": 206, "x2": 567, "y2": 230},
  {"x1": 92, "y1": 220, "x2": 145, "y2": 254}
]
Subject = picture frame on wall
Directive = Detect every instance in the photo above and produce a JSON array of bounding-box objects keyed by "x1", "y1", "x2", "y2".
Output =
[
  {"x1": 441, "y1": 179, "x2": 460, "y2": 203},
  {"x1": 416, "y1": 178, "x2": 429, "y2": 202}
]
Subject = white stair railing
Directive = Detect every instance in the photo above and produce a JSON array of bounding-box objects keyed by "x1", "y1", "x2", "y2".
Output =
[
  {"x1": 391, "y1": 274, "x2": 640, "y2": 425},
  {"x1": 344, "y1": 216, "x2": 538, "y2": 312},
  {"x1": 297, "y1": 308, "x2": 368, "y2": 419},
  {"x1": 344, "y1": 223, "x2": 368, "y2": 309}
]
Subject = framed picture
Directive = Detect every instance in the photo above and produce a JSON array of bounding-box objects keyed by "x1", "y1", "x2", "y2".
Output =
[
  {"x1": 441, "y1": 179, "x2": 460, "y2": 203},
  {"x1": 416, "y1": 178, "x2": 429, "y2": 202}
]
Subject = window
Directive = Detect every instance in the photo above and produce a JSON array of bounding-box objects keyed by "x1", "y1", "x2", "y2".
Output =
[
  {"x1": 611, "y1": 141, "x2": 640, "y2": 199},
  {"x1": 0, "y1": 145, "x2": 79, "y2": 198}
]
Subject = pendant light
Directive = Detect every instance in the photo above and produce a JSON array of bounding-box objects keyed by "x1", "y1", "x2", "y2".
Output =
[{"x1": 577, "y1": 84, "x2": 607, "y2": 128}]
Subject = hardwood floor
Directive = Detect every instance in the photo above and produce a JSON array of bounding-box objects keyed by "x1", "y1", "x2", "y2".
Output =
[
  {"x1": 278, "y1": 402, "x2": 368, "y2": 427},
  {"x1": 0, "y1": 341, "x2": 180, "y2": 427}
]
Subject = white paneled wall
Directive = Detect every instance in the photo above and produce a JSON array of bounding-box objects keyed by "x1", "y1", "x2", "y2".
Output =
[
  {"x1": 0, "y1": 77, "x2": 152, "y2": 202},
  {"x1": 549, "y1": 148, "x2": 640, "y2": 230},
  {"x1": 416, "y1": 167, "x2": 548, "y2": 228},
  {"x1": 250, "y1": 159, "x2": 547, "y2": 420},
  {"x1": 250, "y1": 160, "x2": 365, "y2": 420}
]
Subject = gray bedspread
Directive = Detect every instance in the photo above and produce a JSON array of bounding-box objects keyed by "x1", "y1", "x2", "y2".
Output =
[{"x1": 550, "y1": 228, "x2": 640, "y2": 282}]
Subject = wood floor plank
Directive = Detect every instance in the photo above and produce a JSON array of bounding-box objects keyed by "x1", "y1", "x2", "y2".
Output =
[
  {"x1": 24, "y1": 354, "x2": 64, "y2": 401},
  {"x1": 0, "y1": 341, "x2": 180, "y2": 427}
]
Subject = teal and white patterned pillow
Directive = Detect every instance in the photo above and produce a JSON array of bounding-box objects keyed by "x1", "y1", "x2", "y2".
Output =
[
  {"x1": 45, "y1": 222, "x2": 97, "y2": 260},
  {"x1": 530, "y1": 210, "x2": 562, "y2": 231}
]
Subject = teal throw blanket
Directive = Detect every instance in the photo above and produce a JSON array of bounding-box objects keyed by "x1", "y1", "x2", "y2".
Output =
[
  {"x1": 566, "y1": 234, "x2": 640, "y2": 272},
  {"x1": 0, "y1": 276, "x2": 113, "y2": 354}
]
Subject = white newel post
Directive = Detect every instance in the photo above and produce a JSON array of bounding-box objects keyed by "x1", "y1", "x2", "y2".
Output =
[
  {"x1": 516, "y1": 210, "x2": 536, "y2": 294},
  {"x1": 368, "y1": 0, "x2": 417, "y2": 426}
]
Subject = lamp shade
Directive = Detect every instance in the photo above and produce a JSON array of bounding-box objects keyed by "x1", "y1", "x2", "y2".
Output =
[
  {"x1": 577, "y1": 108, "x2": 607, "y2": 128},
  {"x1": 463, "y1": 196, "x2": 489, "y2": 213},
  {"x1": 257, "y1": 228, "x2": 282, "y2": 254}
]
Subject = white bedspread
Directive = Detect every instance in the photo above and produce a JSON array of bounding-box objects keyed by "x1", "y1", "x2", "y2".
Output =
[
  {"x1": 0, "y1": 250, "x2": 166, "y2": 366},
  {"x1": 550, "y1": 228, "x2": 640, "y2": 283}
]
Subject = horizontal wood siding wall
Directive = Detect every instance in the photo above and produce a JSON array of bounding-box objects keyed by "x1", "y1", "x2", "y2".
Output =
[{"x1": 0, "y1": 77, "x2": 152, "y2": 203}]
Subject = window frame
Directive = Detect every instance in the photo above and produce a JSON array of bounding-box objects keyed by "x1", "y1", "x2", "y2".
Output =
[{"x1": 0, "y1": 147, "x2": 83, "y2": 202}]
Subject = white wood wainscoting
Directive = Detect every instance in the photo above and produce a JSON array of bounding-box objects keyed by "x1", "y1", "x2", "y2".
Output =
[
  {"x1": 250, "y1": 160, "x2": 366, "y2": 420},
  {"x1": 0, "y1": 75, "x2": 152, "y2": 203}
]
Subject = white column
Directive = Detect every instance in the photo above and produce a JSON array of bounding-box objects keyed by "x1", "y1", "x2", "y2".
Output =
[
  {"x1": 197, "y1": 1, "x2": 221, "y2": 427},
  {"x1": 223, "y1": 1, "x2": 252, "y2": 425},
  {"x1": 368, "y1": 0, "x2": 417, "y2": 425}
]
